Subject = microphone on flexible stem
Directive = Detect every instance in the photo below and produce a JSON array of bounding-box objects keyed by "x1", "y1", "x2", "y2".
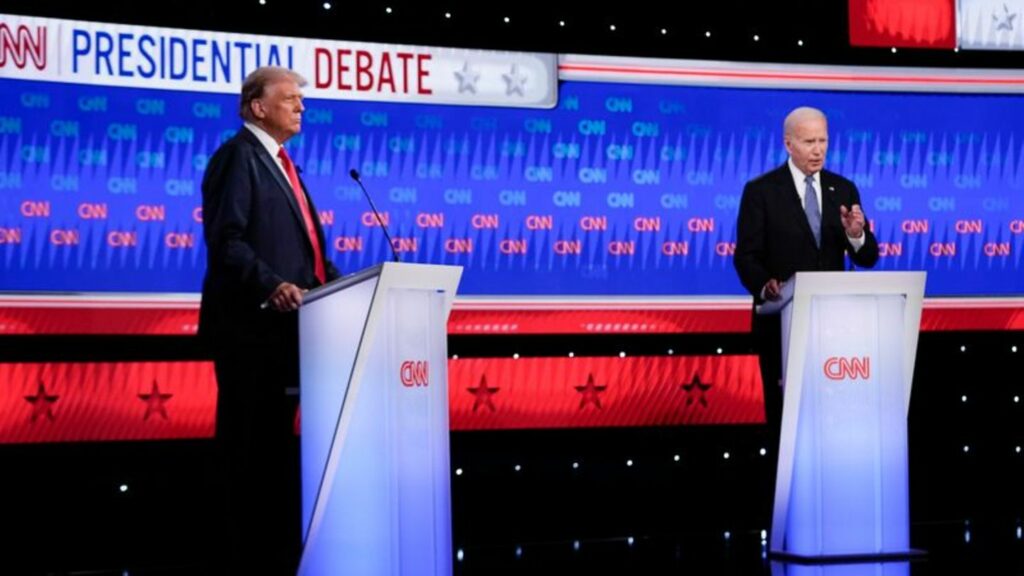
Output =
[{"x1": 349, "y1": 168, "x2": 400, "y2": 263}]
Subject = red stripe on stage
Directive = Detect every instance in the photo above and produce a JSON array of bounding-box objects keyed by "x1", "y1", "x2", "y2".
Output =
[
  {"x1": 0, "y1": 361, "x2": 216, "y2": 444},
  {"x1": 1, "y1": 296, "x2": 1023, "y2": 335},
  {"x1": 449, "y1": 355, "x2": 765, "y2": 430}
]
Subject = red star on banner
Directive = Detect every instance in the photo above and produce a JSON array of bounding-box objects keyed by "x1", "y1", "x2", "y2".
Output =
[
  {"x1": 467, "y1": 374, "x2": 499, "y2": 413},
  {"x1": 681, "y1": 373, "x2": 713, "y2": 407},
  {"x1": 138, "y1": 379, "x2": 173, "y2": 421},
  {"x1": 24, "y1": 380, "x2": 59, "y2": 423},
  {"x1": 574, "y1": 373, "x2": 607, "y2": 410}
]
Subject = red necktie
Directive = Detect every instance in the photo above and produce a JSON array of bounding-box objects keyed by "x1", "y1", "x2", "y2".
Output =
[{"x1": 277, "y1": 147, "x2": 326, "y2": 284}]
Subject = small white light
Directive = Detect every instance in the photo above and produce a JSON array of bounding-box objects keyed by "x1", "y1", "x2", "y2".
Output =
[
  {"x1": 797, "y1": 39, "x2": 804, "y2": 46},
  {"x1": 610, "y1": 24, "x2": 617, "y2": 32},
  {"x1": 961, "y1": 395, "x2": 968, "y2": 403},
  {"x1": 573, "y1": 540, "x2": 581, "y2": 551},
  {"x1": 385, "y1": 6, "x2": 392, "y2": 14},
  {"x1": 626, "y1": 459, "x2": 633, "y2": 467},
  {"x1": 724, "y1": 531, "x2": 731, "y2": 540},
  {"x1": 891, "y1": 47, "x2": 897, "y2": 53},
  {"x1": 673, "y1": 454, "x2": 680, "y2": 462},
  {"x1": 513, "y1": 353, "x2": 520, "y2": 360},
  {"x1": 515, "y1": 546, "x2": 523, "y2": 558},
  {"x1": 661, "y1": 28, "x2": 668, "y2": 35},
  {"x1": 1017, "y1": 524, "x2": 1022, "y2": 539},
  {"x1": 559, "y1": 20, "x2": 566, "y2": 27},
  {"x1": 760, "y1": 529, "x2": 768, "y2": 540},
  {"x1": 1013, "y1": 346, "x2": 1018, "y2": 353},
  {"x1": 667, "y1": 349, "x2": 674, "y2": 355},
  {"x1": 961, "y1": 345, "x2": 967, "y2": 352},
  {"x1": 627, "y1": 536, "x2": 634, "y2": 546},
  {"x1": 619, "y1": 351, "x2": 626, "y2": 358},
  {"x1": 753, "y1": 34, "x2": 760, "y2": 41},
  {"x1": 1016, "y1": 446, "x2": 1021, "y2": 454},
  {"x1": 514, "y1": 464, "x2": 522, "y2": 471},
  {"x1": 323, "y1": 2, "x2": 331, "y2": 9},
  {"x1": 965, "y1": 529, "x2": 971, "y2": 543},
  {"x1": 1015, "y1": 396, "x2": 1020, "y2": 403},
  {"x1": 503, "y1": 16, "x2": 510, "y2": 23},
  {"x1": 455, "y1": 468, "x2": 463, "y2": 476},
  {"x1": 723, "y1": 452, "x2": 730, "y2": 460},
  {"x1": 705, "y1": 31, "x2": 711, "y2": 38},
  {"x1": 572, "y1": 461, "x2": 579, "y2": 469},
  {"x1": 955, "y1": 47, "x2": 960, "y2": 52},
  {"x1": 451, "y1": 354, "x2": 458, "y2": 360},
  {"x1": 444, "y1": 12, "x2": 451, "y2": 19},
  {"x1": 457, "y1": 549, "x2": 464, "y2": 562},
  {"x1": 258, "y1": 0, "x2": 266, "y2": 4},
  {"x1": 963, "y1": 445, "x2": 970, "y2": 453},
  {"x1": 119, "y1": 484, "x2": 128, "y2": 493},
  {"x1": 759, "y1": 448, "x2": 767, "y2": 456},
  {"x1": 568, "y1": 352, "x2": 575, "y2": 358},
  {"x1": 716, "y1": 347, "x2": 723, "y2": 354}
]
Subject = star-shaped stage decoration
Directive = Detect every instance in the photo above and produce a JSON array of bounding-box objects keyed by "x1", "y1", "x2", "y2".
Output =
[
  {"x1": 681, "y1": 373, "x2": 713, "y2": 407},
  {"x1": 24, "y1": 380, "x2": 59, "y2": 423},
  {"x1": 994, "y1": 3, "x2": 1018, "y2": 31},
  {"x1": 138, "y1": 379, "x2": 173, "y2": 421},
  {"x1": 575, "y1": 373, "x2": 607, "y2": 410},
  {"x1": 454, "y1": 61, "x2": 481, "y2": 94},
  {"x1": 468, "y1": 374, "x2": 499, "y2": 413},
  {"x1": 502, "y1": 64, "x2": 528, "y2": 96}
]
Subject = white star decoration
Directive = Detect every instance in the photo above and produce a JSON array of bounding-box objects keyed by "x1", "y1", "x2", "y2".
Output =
[
  {"x1": 502, "y1": 64, "x2": 528, "y2": 96},
  {"x1": 993, "y1": 3, "x2": 1018, "y2": 31},
  {"x1": 453, "y1": 61, "x2": 480, "y2": 94}
]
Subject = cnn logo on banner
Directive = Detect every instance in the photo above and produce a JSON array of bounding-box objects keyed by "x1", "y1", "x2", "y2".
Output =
[
  {"x1": 400, "y1": 360, "x2": 429, "y2": 387},
  {"x1": 823, "y1": 357, "x2": 871, "y2": 380}
]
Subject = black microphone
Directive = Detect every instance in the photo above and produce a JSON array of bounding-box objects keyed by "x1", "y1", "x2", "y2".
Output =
[{"x1": 349, "y1": 168, "x2": 399, "y2": 263}]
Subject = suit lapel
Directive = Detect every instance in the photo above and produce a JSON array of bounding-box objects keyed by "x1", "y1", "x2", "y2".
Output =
[
  {"x1": 776, "y1": 165, "x2": 817, "y2": 249},
  {"x1": 820, "y1": 172, "x2": 840, "y2": 239},
  {"x1": 241, "y1": 129, "x2": 310, "y2": 239}
]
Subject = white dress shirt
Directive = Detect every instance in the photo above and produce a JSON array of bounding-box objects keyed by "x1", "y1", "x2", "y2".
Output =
[{"x1": 245, "y1": 122, "x2": 293, "y2": 184}]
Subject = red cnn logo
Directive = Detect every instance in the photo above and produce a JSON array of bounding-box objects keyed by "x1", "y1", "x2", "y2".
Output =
[
  {"x1": 823, "y1": 357, "x2": 871, "y2": 380},
  {"x1": 400, "y1": 360, "x2": 429, "y2": 387},
  {"x1": 0, "y1": 24, "x2": 47, "y2": 70}
]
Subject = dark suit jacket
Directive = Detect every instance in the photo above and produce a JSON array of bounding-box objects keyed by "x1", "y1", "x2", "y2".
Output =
[
  {"x1": 734, "y1": 163, "x2": 879, "y2": 303},
  {"x1": 199, "y1": 127, "x2": 340, "y2": 349}
]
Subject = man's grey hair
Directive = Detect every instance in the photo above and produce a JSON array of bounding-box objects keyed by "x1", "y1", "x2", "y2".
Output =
[
  {"x1": 239, "y1": 66, "x2": 308, "y2": 122},
  {"x1": 783, "y1": 106, "x2": 827, "y2": 136}
]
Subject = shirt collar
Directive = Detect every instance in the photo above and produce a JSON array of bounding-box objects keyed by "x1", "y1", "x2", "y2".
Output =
[
  {"x1": 787, "y1": 157, "x2": 820, "y2": 189},
  {"x1": 244, "y1": 122, "x2": 282, "y2": 158}
]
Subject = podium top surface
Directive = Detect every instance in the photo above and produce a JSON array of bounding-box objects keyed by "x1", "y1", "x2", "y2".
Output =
[
  {"x1": 302, "y1": 262, "x2": 463, "y2": 306},
  {"x1": 756, "y1": 271, "x2": 926, "y2": 315}
]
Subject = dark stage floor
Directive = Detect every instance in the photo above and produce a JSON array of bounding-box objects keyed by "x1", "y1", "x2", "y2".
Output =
[{"x1": 15, "y1": 519, "x2": 1024, "y2": 575}]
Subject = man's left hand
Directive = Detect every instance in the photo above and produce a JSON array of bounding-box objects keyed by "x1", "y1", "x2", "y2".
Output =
[{"x1": 840, "y1": 204, "x2": 865, "y2": 239}]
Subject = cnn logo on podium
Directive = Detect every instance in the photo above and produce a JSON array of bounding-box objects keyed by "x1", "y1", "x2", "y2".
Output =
[
  {"x1": 823, "y1": 356, "x2": 871, "y2": 380},
  {"x1": 400, "y1": 360, "x2": 429, "y2": 387}
]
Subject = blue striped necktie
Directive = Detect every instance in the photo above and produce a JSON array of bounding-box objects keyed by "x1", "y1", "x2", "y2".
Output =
[{"x1": 804, "y1": 175, "x2": 820, "y2": 247}]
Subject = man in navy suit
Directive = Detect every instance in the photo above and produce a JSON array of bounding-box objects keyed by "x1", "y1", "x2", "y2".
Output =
[
  {"x1": 734, "y1": 106, "x2": 879, "y2": 432},
  {"x1": 200, "y1": 66, "x2": 340, "y2": 574}
]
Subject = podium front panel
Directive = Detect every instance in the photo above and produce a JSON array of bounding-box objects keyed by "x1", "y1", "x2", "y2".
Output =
[
  {"x1": 785, "y1": 294, "x2": 910, "y2": 556},
  {"x1": 299, "y1": 278, "x2": 453, "y2": 576}
]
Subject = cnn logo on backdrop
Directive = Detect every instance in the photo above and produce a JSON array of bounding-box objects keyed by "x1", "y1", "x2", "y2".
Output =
[
  {"x1": 400, "y1": 360, "x2": 429, "y2": 387},
  {"x1": 823, "y1": 356, "x2": 871, "y2": 380}
]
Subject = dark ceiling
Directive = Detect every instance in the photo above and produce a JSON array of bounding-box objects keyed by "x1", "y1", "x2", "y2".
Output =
[{"x1": 5, "y1": 0, "x2": 1024, "y2": 69}]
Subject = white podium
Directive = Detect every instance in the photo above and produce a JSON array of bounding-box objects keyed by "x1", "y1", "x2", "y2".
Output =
[
  {"x1": 296, "y1": 262, "x2": 462, "y2": 576},
  {"x1": 765, "y1": 271, "x2": 926, "y2": 560}
]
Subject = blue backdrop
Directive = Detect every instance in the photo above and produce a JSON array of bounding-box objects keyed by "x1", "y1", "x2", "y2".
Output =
[{"x1": 1, "y1": 78, "x2": 1021, "y2": 295}]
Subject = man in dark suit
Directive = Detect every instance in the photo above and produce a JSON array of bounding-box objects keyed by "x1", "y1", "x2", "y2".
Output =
[
  {"x1": 734, "y1": 106, "x2": 879, "y2": 432},
  {"x1": 199, "y1": 66, "x2": 340, "y2": 574}
]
